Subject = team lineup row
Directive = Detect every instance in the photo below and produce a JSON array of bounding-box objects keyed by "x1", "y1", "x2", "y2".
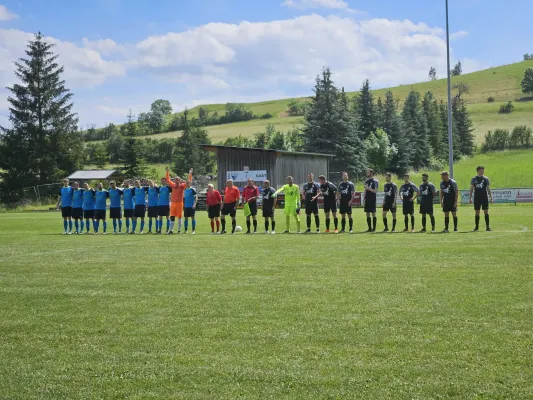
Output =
[{"x1": 56, "y1": 166, "x2": 494, "y2": 235}]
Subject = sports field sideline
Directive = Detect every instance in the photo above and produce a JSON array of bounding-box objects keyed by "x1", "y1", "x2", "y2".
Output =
[{"x1": 0, "y1": 206, "x2": 532, "y2": 399}]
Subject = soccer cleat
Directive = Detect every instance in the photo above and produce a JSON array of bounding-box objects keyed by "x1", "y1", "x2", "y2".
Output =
[
  {"x1": 325, "y1": 229, "x2": 330, "y2": 233},
  {"x1": 339, "y1": 230, "x2": 345, "y2": 234},
  {"x1": 442, "y1": 229, "x2": 449, "y2": 233},
  {"x1": 382, "y1": 228, "x2": 389, "y2": 232},
  {"x1": 473, "y1": 227, "x2": 479, "y2": 232},
  {"x1": 431, "y1": 229, "x2": 436, "y2": 233},
  {"x1": 147, "y1": 230, "x2": 152, "y2": 234},
  {"x1": 391, "y1": 229, "x2": 396, "y2": 233},
  {"x1": 305, "y1": 229, "x2": 311, "y2": 234},
  {"x1": 245, "y1": 231, "x2": 251, "y2": 235},
  {"x1": 364, "y1": 229, "x2": 372, "y2": 233},
  {"x1": 191, "y1": 231, "x2": 196, "y2": 235},
  {"x1": 402, "y1": 228, "x2": 409, "y2": 232},
  {"x1": 486, "y1": 227, "x2": 492, "y2": 232},
  {"x1": 220, "y1": 230, "x2": 227, "y2": 235},
  {"x1": 411, "y1": 229, "x2": 416, "y2": 233},
  {"x1": 420, "y1": 228, "x2": 426, "y2": 233},
  {"x1": 113, "y1": 231, "x2": 117, "y2": 235},
  {"x1": 62, "y1": 231, "x2": 68, "y2": 235},
  {"x1": 102, "y1": 232, "x2": 107, "y2": 235},
  {"x1": 167, "y1": 231, "x2": 174, "y2": 235},
  {"x1": 283, "y1": 230, "x2": 290, "y2": 234},
  {"x1": 264, "y1": 230, "x2": 269, "y2": 234},
  {"x1": 125, "y1": 229, "x2": 130, "y2": 234},
  {"x1": 349, "y1": 230, "x2": 354, "y2": 234},
  {"x1": 155, "y1": 231, "x2": 162, "y2": 235},
  {"x1": 271, "y1": 231, "x2": 276, "y2": 235},
  {"x1": 184, "y1": 231, "x2": 188, "y2": 234},
  {"x1": 334, "y1": 229, "x2": 339, "y2": 234},
  {"x1": 139, "y1": 231, "x2": 144, "y2": 235},
  {"x1": 454, "y1": 228, "x2": 458, "y2": 232},
  {"x1": 316, "y1": 229, "x2": 320, "y2": 234}
]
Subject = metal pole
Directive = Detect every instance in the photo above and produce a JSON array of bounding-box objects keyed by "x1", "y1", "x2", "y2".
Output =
[{"x1": 445, "y1": 0, "x2": 454, "y2": 178}]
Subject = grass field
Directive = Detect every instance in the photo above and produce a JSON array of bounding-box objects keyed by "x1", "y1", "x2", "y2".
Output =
[{"x1": 1, "y1": 206, "x2": 532, "y2": 399}]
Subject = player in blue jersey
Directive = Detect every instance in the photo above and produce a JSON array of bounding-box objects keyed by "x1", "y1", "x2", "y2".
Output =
[
  {"x1": 122, "y1": 181, "x2": 134, "y2": 233},
  {"x1": 183, "y1": 180, "x2": 198, "y2": 234},
  {"x1": 94, "y1": 182, "x2": 109, "y2": 234},
  {"x1": 147, "y1": 180, "x2": 160, "y2": 234},
  {"x1": 56, "y1": 178, "x2": 74, "y2": 234},
  {"x1": 71, "y1": 181, "x2": 84, "y2": 234},
  {"x1": 131, "y1": 180, "x2": 148, "y2": 234},
  {"x1": 108, "y1": 181, "x2": 123, "y2": 234},
  {"x1": 82, "y1": 183, "x2": 95, "y2": 234},
  {"x1": 157, "y1": 177, "x2": 172, "y2": 234}
]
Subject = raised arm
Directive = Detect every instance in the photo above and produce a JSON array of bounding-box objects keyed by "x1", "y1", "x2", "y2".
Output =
[{"x1": 165, "y1": 167, "x2": 177, "y2": 188}]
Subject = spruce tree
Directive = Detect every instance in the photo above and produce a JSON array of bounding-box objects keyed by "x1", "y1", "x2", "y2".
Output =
[
  {"x1": 0, "y1": 32, "x2": 82, "y2": 201},
  {"x1": 122, "y1": 111, "x2": 147, "y2": 178},
  {"x1": 438, "y1": 101, "x2": 461, "y2": 162},
  {"x1": 381, "y1": 91, "x2": 409, "y2": 175},
  {"x1": 422, "y1": 91, "x2": 444, "y2": 159},
  {"x1": 355, "y1": 79, "x2": 376, "y2": 138},
  {"x1": 453, "y1": 98, "x2": 475, "y2": 157},
  {"x1": 401, "y1": 91, "x2": 432, "y2": 169}
]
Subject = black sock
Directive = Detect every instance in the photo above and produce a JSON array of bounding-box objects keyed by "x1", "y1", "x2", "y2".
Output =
[
  {"x1": 445, "y1": 217, "x2": 449, "y2": 229},
  {"x1": 422, "y1": 215, "x2": 426, "y2": 229},
  {"x1": 221, "y1": 219, "x2": 226, "y2": 231},
  {"x1": 411, "y1": 215, "x2": 415, "y2": 230},
  {"x1": 475, "y1": 215, "x2": 480, "y2": 229},
  {"x1": 314, "y1": 215, "x2": 320, "y2": 229},
  {"x1": 372, "y1": 217, "x2": 377, "y2": 231},
  {"x1": 341, "y1": 219, "x2": 346, "y2": 231},
  {"x1": 307, "y1": 215, "x2": 311, "y2": 229},
  {"x1": 272, "y1": 220, "x2": 276, "y2": 231},
  {"x1": 453, "y1": 216, "x2": 458, "y2": 230},
  {"x1": 253, "y1": 220, "x2": 257, "y2": 232},
  {"x1": 334, "y1": 217, "x2": 338, "y2": 230},
  {"x1": 485, "y1": 214, "x2": 490, "y2": 228},
  {"x1": 404, "y1": 215, "x2": 409, "y2": 229},
  {"x1": 246, "y1": 220, "x2": 251, "y2": 232},
  {"x1": 326, "y1": 218, "x2": 330, "y2": 230},
  {"x1": 383, "y1": 217, "x2": 388, "y2": 229},
  {"x1": 349, "y1": 218, "x2": 353, "y2": 230},
  {"x1": 366, "y1": 217, "x2": 371, "y2": 230},
  {"x1": 265, "y1": 220, "x2": 269, "y2": 231},
  {"x1": 392, "y1": 219, "x2": 397, "y2": 230},
  {"x1": 430, "y1": 215, "x2": 435, "y2": 230},
  {"x1": 232, "y1": 219, "x2": 236, "y2": 233}
]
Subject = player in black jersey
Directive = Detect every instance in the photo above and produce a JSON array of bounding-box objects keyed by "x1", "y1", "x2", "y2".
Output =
[
  {"x1": 314, "y1": 175, "x2": 338, "y2": 233},
  {"x1": 363, "y1": 169, "x2": 379, "y2": 232},
  {"x1": 469, "y1": 166, "x2": 493, "y2": 231},
  {"x1": 439, "y1": 171, "x2": 459, "y2": 232},
  {"x1": 399, "y1": 174, "x2": 419, "y2": 232},
  {"x1": 419, "y1": 173, "x2": 437, "y2": 232},
  {"x1": 382, "y1": 172, "x2": 397, "y2": 232},
  {"x1": 262, "y1": 180, "x2": 277, "y2": 234},
  {"x1": 337, "y1": 172, "x2": 355, "y2": 233},
  {"x1": 302, "y1": 173, "x2": 320, "y2": 233}
]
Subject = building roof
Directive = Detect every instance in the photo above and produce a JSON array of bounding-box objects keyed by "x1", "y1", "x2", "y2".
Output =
[
  {"x1": 66, "y1": 170, "x2": 123, "y2": 180},
  {"x1": 201, "y1": 144, "x2": 334, "y2": 158}
]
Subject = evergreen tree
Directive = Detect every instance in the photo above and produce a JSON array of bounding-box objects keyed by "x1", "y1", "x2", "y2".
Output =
[
  {"x1": 452, "y1": 98, "x2": 475, "y2": 156},
  {"x1": 93, "y1": 144, "x2": 108, "y2": 169},
  {"x1": 354, "y1": 79, "x2": 376, "y2": 138},
  {"x1": 122, "y1": 111, "x2": 147, "y2": 178},
  {"x1": 0, "y1": 32, "x2": 83, "y2": 201},
  {"x1": 422, "y1": 91, "x2": 444, "y2": 159},
  {"x1": 438, "y1": 101, "x2": 461, "y2": 162},
  {"x1": 381, "y1": 91, "x2": 409, "y2": 175},
  {"x1": 375, "y1": 96, "x2": 384, "y2": 129},
  {"x1": 401, "y1": 91, "x2": 432, "y2": 169},
  {"x1": 173, "y1": 114, "x2": 214, "y2": 175},
  {"x1": 337, "y1": 88, "x2": 366, "y2": 176}
]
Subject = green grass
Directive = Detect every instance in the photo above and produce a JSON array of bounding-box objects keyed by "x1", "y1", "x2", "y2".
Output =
[{"x1": 0, "y1": 207, "x2": 532, "y2": 399}]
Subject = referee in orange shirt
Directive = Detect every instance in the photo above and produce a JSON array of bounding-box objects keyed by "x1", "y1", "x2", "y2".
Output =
[{"x1": 221, "y1": 179, "x2": 241, "y2": 234}]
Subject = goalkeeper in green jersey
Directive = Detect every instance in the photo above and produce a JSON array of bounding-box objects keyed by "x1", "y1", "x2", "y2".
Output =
[{"x1": 273, "y1": 176, "x2": 301, "y2": 233}]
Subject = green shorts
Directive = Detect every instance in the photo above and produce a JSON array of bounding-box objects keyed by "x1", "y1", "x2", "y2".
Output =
[{"x1": 284, "y1": 206, "x2": 297, "y2": 216}]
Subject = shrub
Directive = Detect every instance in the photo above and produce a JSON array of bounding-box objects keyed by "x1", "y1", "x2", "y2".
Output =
[
  {"x1": 260, "y1": 113, "x2": 273, "y2": 119},
  {"x1": 498, "y1": 101, "x2": 514, "y2": 114},
  {"x1": 487, "y1": 96, "x2": 495, "y2": 103}
]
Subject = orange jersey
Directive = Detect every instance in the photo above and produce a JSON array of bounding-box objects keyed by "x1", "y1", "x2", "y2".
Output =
[
  {"x1": 224, "y1": 186, "x2": 241, "y2": 203},
  {"x1": 166, "y1": 170, "x2": 192, "y2": 203}
]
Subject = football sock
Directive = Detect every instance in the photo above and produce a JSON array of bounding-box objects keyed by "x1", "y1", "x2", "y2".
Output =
[
  {"x1": 392, "y1": 218, "x2": 397, "y2": 230},
  {"x1": 103, "y1": 222, "x2": 107, "y2": 233},
  {"x1": 221, "y1": 219, "x2": 226, "y2": 231},
  {"x1": 286, "y1": 215, "x2": 291, "y2": 231},
  {"x1": 306, "y1": 215, "x2": 311, "y2": 229},
  {"x1": 253, "y1": 220, "x2": 257, "y2": 232},
  {"x1": 231, "y1": 219, "x2": 236, "y2": 233},
  {"x1": 272, "y1": 220, "x2": 276, "y2": 231},
  {"x1": 63, "y1": 220, "x2": 68, "y2": 232},
  {"x1": 192, "y1": 220, "x2": 196, "y2": 231},
  {"x1": 167, "y1": 219, "x2": 170, "y2": 231},
  {"x1": 411, "y1": 215, "x2": 415, "y2": 230},
  {"x1": 113, "y1": 219, "x2": 117, "y2": 231},
  {"x1": 475, "y1": 215, "x2": 480, "y2": 229},
  {"x1": 341, "y1": 219, "x2": 346, "y2": 231},
  {"x1": 211, "y1": 221, "x2": 215, "y2": 232},
  {"x1": 86, "y1": 220, "x2": 91, "y2": 232},
  {"x1": 314, "y1": 215, "x2": 320, "y2": 229},
  {"x1": 68, "y1": 221, "x2": 73, "y2": 232},
  {"x1": 93, "y1": 220, "x2": 98, "y2": 232},
  {"x1": 334, "y1": 217, "x2": 338, "y2": 230},
  {"x1": 94, "y1": 220, "x2": 99, "y2": 233},
  {"x1": 140, "y1": 221, "x2": 145, "y2": 232},
  {"x1": 485, "y1": 214, "x2": 490, "y2": 228},
  {"x1": 404, "y1": 215, "x2": 409, "y2": 230},
  {"x1": 325, "y1": 218, "x2": 330, "y2": 230},
  {"x1": 149, "y1": 219, "x2": 153, "y2": 231},
  {"x1": 177, "y1": 219, "x2": 182, "y2": 232},
  {"x1": 373, "y1": 217, "x2": 377, "y2": 231},
  {"x1": 430, "y1": 215, "x2": 435, "y2": 230},
  {"x1": 74, "y1": 220, "x2": 79, "y2": 232},
  {"x1": 119, "y1": 219, "x2": 123, "y2": 232},
  {"x1": 184, "y1": 219, "x2": 189, "y2": 232},
  {"x1": 125, "y1": 219, "x2": 130, "y2": 231},
  {"x1": 169, "y1": 221, "x2": 174, "y2": 232},
  {"x1": 349, "y1": 218, "x2": 353, "y2": 230},
  {"x1": 453, "y1": 216, "x2": 458, "y2": 230},
  {"x1": 445, "y1": 217, "x2": 449, "y2": 230},
  {"x1": 132, "y1": 220, "x2": 137, "y2": 232},
  {"x1": 265, "y1": 220, "x2": 269, "y2": 231},
  {"x1": 216, "y1": 220, "x2": 220, "y2": 231},
  {"x1": 366, "y1": 217, "x2": 371, "y2": 230},
  {"x1": 383, "y1": 217, "x2": 388, "y2": 229},
  {"x1": 296, "y1": 218, "x2": 301, "y2": 232},
  {"x1": 422, "y1": 215, "x2": 427, "y2": 229},
  {"x1": 246, "y1": 220, "x2": 251, "y2": 232}
]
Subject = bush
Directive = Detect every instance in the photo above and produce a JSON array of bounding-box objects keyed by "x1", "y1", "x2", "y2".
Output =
[
  {"x1": 260, "y1": 113, "x2": 273, "y2": 119},
  {"x1": 498, "y1": 101, "x2": 515, "y2": 114},
  {"x1": 487, "y1": 96, "x2": 495, "y2": 103}
]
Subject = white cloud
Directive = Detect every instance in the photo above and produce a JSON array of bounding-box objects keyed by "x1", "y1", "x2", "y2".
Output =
[
  {"x1": 281, "y1": 0, "x2": 358, "y2": 13},
  {"x1": 82, "y1": 37, "x2": 127, "y2": 57},
  {"x1": 450, "y1": 30, "x2": 469, "y2": 40},
  {"x1": 0, "y1": 5, "x2": 17, "y2": 21}
]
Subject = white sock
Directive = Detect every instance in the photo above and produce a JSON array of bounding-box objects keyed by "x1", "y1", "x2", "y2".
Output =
[
  {"x1": 169, "y1": 221, "x2": 175, "y2": 231},
  {"x1": 178, "y1": 219, "x2": 182, "y2": 231}
]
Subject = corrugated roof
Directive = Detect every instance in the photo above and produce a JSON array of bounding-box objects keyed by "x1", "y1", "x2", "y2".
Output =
[
  {"x1": 67, "y1": 170, "x2": 121, "y2": 180},
  {"x1": 201, "y1": 144, "x2": 334, "y2": 158}
]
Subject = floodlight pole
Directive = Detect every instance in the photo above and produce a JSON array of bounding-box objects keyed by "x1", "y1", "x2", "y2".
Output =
[{"x1": 445, "y1": 0, "x2": 454, "y2": 178}]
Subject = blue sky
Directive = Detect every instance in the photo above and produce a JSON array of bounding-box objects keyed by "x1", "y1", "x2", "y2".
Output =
[{"x1": 1, "y1": 0, "x2": 531, "y2": 128}]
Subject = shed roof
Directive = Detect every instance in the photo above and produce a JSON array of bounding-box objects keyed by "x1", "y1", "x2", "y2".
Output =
[
  {"x1": 202, "y1": 144, "x2": 334, "y2": 158},
  {"x1": 66, "y1": 170, "x2": 122, "y2": 180}
]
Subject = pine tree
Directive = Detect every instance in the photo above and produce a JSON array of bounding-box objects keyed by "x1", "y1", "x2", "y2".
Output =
[
  {"x1": 122, "y1": 111, "x2": 147, "y2": 178},
  {"x1": 381, "y1": 91, "x2": 409, "y2": 175},
  {"x1": 375, "y1": 96, "x2": 384, "y2": 129},
  {"x1": 401, "y1": 91, "x2": 432, "y2": 169},
  {"x1": 438, "y1": 101, "x2": 461, "y2": 162},
  {"x1": 453, "y1": 98, "x2": 475, "y2": 156},
  {"x1": 354, "y1": 79, "x2": 376, "y2": 138},
  {"x1": 173, "y1": 113, "x2": 214, "y2": 175},
  {"x1": 422, "y1": 91, "x2": 444, "y2": 159},
  {"x1": 0, "y1": 32, "x2": 82, "y2": 201}
]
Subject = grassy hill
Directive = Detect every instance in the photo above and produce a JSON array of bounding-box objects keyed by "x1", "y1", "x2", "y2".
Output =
[{"x1": 136, "y1": 59, "x2": 533, "y2": 144}]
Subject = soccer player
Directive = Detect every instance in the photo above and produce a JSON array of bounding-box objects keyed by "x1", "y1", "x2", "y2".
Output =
[
  {"x1": 314, "y1": 175, "x2": 337, "y2": 233},
  {"x1": 469, "y1": 165, "x2": 493, "y2": 231},
  {"x1": 94, "y1": 182, "x2": 108, "y2": 234},
  {"x1": 71, "y1": 181, "x2": 84, "y2": 234},
  {"x1": 273, "y1": 176, "x2": 301, "y2": 233},
  {"x1": 363, "y1": 169, "x2": 379, "y2": 232},
  {"x1": 242, "y1": 178, "x2": 260, "y2": 234},
  {"x1": 419, "y1": 173, "x2": 437, "y2": 232},
  {"x1": 157, "y1": 177, "x2": 172, "y2": 234},
  {"x1": 131, "y1": 180, "x2": 148, "y2": 234},
  {"x1": 338, "y1": 172, "x2": 355, "y2": 233},
  {"x1": 382, "y1": 172, "x2": 398, "y2": 232},
  {"x1": 147, "y1": 180, "x2": 159, "y2": 234},
  {"x1": 122, "y1": 181, "x2": 134, "y2": 233},
  {"x1": 206, "y1": 184, "x2": 222, "y2": 234},
  {"x1": 82, "y1": 183, "x2": 95, "y2": 234},
  {"x1": 262, "y1": 180, "x2": 277, "y2": 234},
  {"x1": 399, "y1": 174, "x2": 419, "y2": 232},
  {"x1": 183, "y1": 180, "x2": 198, "y2": 234},
  {"x1": 221, "y1": 179, "x2": 240, "y2": 234},
  {"x1": 439, "y1": 171, "x2": 459, "y2": 232},
  {"x1": 56, "y1": 178, "x2": 74, "y2": 234},
  {"x1": 302, "y1": 173, "x2": 320, "y2": 233},
  {"x1": 108, "y1": 180, "x2": 123, "y2": 234},
  {"x1": 165, "y1": 166, "x2": 193, "y2": 234}
]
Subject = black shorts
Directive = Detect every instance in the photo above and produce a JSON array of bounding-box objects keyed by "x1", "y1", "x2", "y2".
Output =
[
  {"x1": 323, "y1": 198, "x2": 337, "y2": 213},
  {"x1": 419, "y1": 203, "x2": 434, "y2": 215},
  {"x1": 246, "y1": 201, "x2": 258, "y2": 216},
  {"x1": 94, "y1": 209, "x2": 106, "y2": 220},
  {"x1": 148, "y1": 206, "x2": 158, "y2": 218},
  {"x1": 208, "y1": 204, "x2": 221, "y2": 219},
  {"x1": 474, "y1": 199, "x2": 489, "y2": 211},
  {"x1": 442, "y1": 202, "x2": 457, "y2": 213},
  {"x1": 402, "y1": 201, "x2": 415, "y2": 215},
  {"x1": 305, "y1": 200, "x2": 319, "y2": 215},
  {"x1": 222, "y1": 202, "x2": 237, "y2": 217},
  {"x1": 110, "y1": 207, "x2": 122, "y2": 219},
  {"x1": 72, "y1": 208, "x2": 83, "y2": 219},
  {"x1": 134, "y1": 205, "x2": 146, "y2": 218},
  {"x1": 382, "y1": 202, "x2": 396, "y2": 213},
  {"x1": 158, "y1": 205, "x2": 170, "y2": 217},
  {"x1": 83, "y1": 209, "x2": 94, "y2": 219},
  {"x1": 364, "y1": 201, "x2": 376, "y2": 213},
  {"x1": 61, "y1": 206, "x2": 72, "y2": 218},
  {"x1": 184, "y1": 207, "x2": 196, "y2": 218},
  {"x1": 262, "y1": 206, "x2": 274, "y2": 218},
  {"x1": 124, "y1": 209, "x2": 134, "y2": 218},
  {"x1": 339, "y1": 200, "x2": 352, "y2": 215}
]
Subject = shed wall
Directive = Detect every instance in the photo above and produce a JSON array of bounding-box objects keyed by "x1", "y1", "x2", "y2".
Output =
[{"x1": 274, "y1": 155, "x2": 329, "y2": 188}]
